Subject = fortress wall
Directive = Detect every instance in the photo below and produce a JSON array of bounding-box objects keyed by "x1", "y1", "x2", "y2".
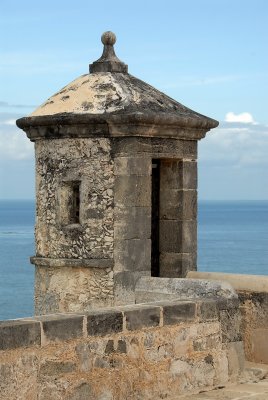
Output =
[
  {"x1": 0, "y1": 298, "x2": 243, "y2": 400},
  {"x1": 187, "y1": 272, "x2": 268, "y2": 364},
  {"x1": 238, "y1": 291, "x2": 268, "y2": 364}
]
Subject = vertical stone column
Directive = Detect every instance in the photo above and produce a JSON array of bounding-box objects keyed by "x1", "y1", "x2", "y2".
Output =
[
  {"x1": 113, "y1": 154, "x2": 151, "y2": 304},
  {"x1": 159, "y1": 158, "x2": 197, "y2": 277}
]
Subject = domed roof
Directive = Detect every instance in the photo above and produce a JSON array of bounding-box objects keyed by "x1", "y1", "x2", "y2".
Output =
[{"x1": 17, "y1": 31, "x2": 218, "y2": 138}]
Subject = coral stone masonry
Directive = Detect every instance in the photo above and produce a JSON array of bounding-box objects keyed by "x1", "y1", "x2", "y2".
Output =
[{"x1": 16, "y1": 31, "x2": 218, "y2": 315}]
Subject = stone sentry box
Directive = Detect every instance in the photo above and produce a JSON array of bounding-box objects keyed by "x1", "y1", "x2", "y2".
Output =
[{"x1": 17, "y1": 32, "x2": 218, "y2": 314}]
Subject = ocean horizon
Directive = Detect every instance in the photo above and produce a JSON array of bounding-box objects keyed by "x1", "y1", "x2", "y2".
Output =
[{"x1": 0, "y1": 199, "x2": 267, "y2": 320}]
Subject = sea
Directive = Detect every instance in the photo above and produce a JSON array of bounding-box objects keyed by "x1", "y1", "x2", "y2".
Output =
[{"x1": 0, "y1": 200, "x2": 267, "y2": 321}]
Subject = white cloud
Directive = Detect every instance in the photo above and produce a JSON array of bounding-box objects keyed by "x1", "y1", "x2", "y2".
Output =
[
  {"x1": 0, "y1": 113, "x2": 34, "y2": 160},
  {"x1": 225, "y1": 112, "x2": 256, "y2": 124},
  {"x1": 199, "y1": 120, "x2": 268, "y2": 167},
  {"x1": 3, "y1": 119, "x2": 16, "y2": 126}
]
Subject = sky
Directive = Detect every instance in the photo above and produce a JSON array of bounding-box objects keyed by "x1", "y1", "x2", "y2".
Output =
[{"x1": 0, "y1": 0, "x2": 267, "y2": 200}]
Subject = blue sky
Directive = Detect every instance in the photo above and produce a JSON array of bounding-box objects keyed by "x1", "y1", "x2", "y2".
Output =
[{"x1": 0, "y1": 0, "x2": 267, "y2": 199}]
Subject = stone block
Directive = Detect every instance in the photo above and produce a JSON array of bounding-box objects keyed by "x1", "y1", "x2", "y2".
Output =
[
  {"x1": 182, "y1": 160, "x2": 197, "y2": 189},
  {"x1": 216, "y1": 298, "x2": 239, "y2": 311},
  {"x1": 160, "y1": 189, "x2": 197, "y2": 221},
  {"x1": 114, "y1": 238, "x2": 151, "y2": 272},
  {"x1": 87, "y1": 310, "x2": 123, "y2": 336},
  {"x1": 67, "y1": 383, "x2": 93, "y2": 400},
  {"x1": 39, "y1": 360, "x2": 76, "y2": 377},
  {"x1": 124, "y1": 306, "x2": 160, "y2": 330},
  {"x1": 162, "y1": 302, "x2": 196, "y2": 325},
  {"x1": 193, "y1": 333, "x2": 221, "y2": 351},
  {"x1": 159, "y1": 252, "x2": 195, "y2": 278},
  {"x1": 225, "y1": 341, "x2": 245, "y2": 378},
  {"x1": 159, "y1": 220, "x2": 197, "y2": 253},
  {"x1": 114, "y1": 206, "x2": 151, "y2": 239},
  {"x1": 0, "y1": 320, "x2": 41, "y2": 350},
  {"x1": 220, "y1": 308, "x2": 242, "y2": 343},
  {"x1": 250, "y1": 328, "x2": 268, "y2": 364},
  {"x1": 40, "y1": 314, "x2": 84, "y2": 342},
  {"x1": 114, "y1": 175, "x2": 151, "y2": 207},
  {"x1": 114, "y1": 157, "x2": 151, "y2": 176},
  {"x1": 112, "y1": 137, "x2": 152, "y2": 155},
  {"x1": 112, "y1": 137, "x2": 187, "y2": 158},
  {"x1": 113, "y1": 271, "x2": 137, "y2": 305},
  {"x1": 151, "y1": 138, "x2": 184, "y2": 157},
  {"x1": 183, "y1": 140, "x2": 198, "y2": 158},
  {"x1": 197, "y1": 300, "x2": 219, "y2": 321}
]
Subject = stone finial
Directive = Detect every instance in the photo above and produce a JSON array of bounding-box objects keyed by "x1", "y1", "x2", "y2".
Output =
[
  {"x1": 90, "y1": 31, "x2": 128, "y2": 74},
  {"x1": 101, "y1": 31, "x2": 116, "y2": 46}
]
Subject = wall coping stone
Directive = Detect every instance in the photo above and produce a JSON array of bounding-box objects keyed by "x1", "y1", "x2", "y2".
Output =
[
  {"x1": 187, "y1": 271, "x2": 268, "y2": 293},
  {"x1": 0, "y1": 297, "x2": 239, "y2": 351}
]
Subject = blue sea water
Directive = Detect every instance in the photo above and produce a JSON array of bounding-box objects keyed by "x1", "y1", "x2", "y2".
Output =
[{"x1": 0, "y1": 200, "x2": 267, "y2": 320}]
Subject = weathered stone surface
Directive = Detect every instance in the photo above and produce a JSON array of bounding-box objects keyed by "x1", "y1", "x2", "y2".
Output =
[
  {"x1": 187, "y1": 271, "x2": 268, "y2": 293},
  {"x1": 159, "y1": 252, "x2": 196, "y2": 278},
  {"x1": 224, "y1": 341, "x2": 245, "y2": 380},
  {"x1": 40, "y1": 314, "x2": 84, "y2": 342},
  {"x1": 114, "y1": 156, "x2": 151, "y2": 176},
  {"x1": 34, "y1": 266, "x2": 114, "y2": 315},
  {"x1": 163, "y1": 302, "x2": 196, "y2": 325},
  {"x1": 135, "y1": 276, "x2": 237, "y2": 304},
  {"x1": 31, "y1": 256, "x2": 113, "y2": 268},
  {"x1": 112, "y1": 137, "x2": 187, "y2": 157},
  {"x1": 0, "y1": 320, "x2": 41, "y2": 350},
  {"x1": 159, "y1": 160, "x2": 197, "y2": 190},
  {"x1": 67, "y1": 383, "x2": 93, "y2": 400},
  {"x1": 113, "y1": 271, "x2": 137, "y2": 305},
  {"x1": 39, "y1": 360, "x2": 76, "y2": 377},
  {"x1": 114, "y1": 206, "x2": 151, "y2": 239},
  {"x1": 197, "y1": 299, "x2": 219, "y2": 321},
  {"x1": 160, "y1": 189, "x2": 197, "y2": 220},
  {"x1": 114, "y1": 238, "x2": 151, "y2": 272},
  {"x1": 87, "y1": 310, "x2": 123, "y2": 336},
  {"x1": 35, "y1": 138, "x2": 114, "y2": 260},
  {"x1": 220, "y1": 308, "x2": 242, "y2": 343},
  {"x1": 249, "y1": 328, "x2": 268, "y2": 364},
  {"x1": 0, "y1": 300, "x2": 248, "y2": 400},
  {"x1": 159, "y1": 220, "x2": 197, "y2": 253},
  {"x1": 114, "y1": 175, "x2": 151, "y2": 207},
  {"x1": 124, "y1": 306, "x2": 160, "y2": 330}
]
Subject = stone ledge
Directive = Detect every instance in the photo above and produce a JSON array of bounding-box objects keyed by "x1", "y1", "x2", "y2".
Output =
[
  {"x1": 187, "y1": 271, "x2": 268, "y2": 293},
  {"x1": 30, "y1": 256, "x2": 113, "y2": 268},
  {"x1": 124, "y1": 305, "x2": 161, "y2": 330},
  {"x1": 162, "y1": 302, "x2": 196, "y2": 325},
  {"x1": 0, "y1": 298, "x2": 235, "y2": 350},
  {"x1": 0, "y1": 320, "x2": 41, "y2": 350},
  {"x1": 87, "y1": 310, "x2": 123, "y2": 336}
]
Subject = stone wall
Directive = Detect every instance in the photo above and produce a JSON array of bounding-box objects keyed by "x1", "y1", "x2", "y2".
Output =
[
  {"x1": 0, "y1": 298, "x2": 244, "y2": 400},
  {"x1": 239, "y1": 291, "x2": 268, "y2": 364},
  {"x1": 112, "y1": 137, "x2": 198, "y2": 304},
  {"x1": 187, "y1": 272, "x2": 268, "y2": 365},
  {"x1": 33, "y1": 138, "x2": 114, "y2": 314}
]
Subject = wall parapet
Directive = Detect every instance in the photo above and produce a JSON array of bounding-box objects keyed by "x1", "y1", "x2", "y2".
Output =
[
  {"x1": 187, "y1": 271, "x2": 268, "y2": 365},
  {"x1": 0, "y1": 298, "x2": 238, "y2": 350},
  {"x1": 0, "y1": 298, "x2": 244, "y2": 400}
]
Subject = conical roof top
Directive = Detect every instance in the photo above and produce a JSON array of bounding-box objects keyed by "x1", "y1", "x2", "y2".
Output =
[{"x1": 17, "y1": 32, "x2": 218, "y2": 138}]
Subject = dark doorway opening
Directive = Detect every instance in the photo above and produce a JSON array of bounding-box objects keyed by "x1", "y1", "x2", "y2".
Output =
[{"x1": 151, "y1": 159, "x2": 160, "y2": 277}]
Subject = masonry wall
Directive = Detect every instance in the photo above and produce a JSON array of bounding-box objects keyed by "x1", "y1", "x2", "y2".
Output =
[
  {"x1": 0, "y1": 299, "x2": 244, "y2": 400},
  {"x1": 186, "y1": 272, "x2": 268, "y2": 365},
  {"x1": 238, "y1": 291, "x2": 268, "y2": 364},
  {"x1": 112, "y1": 137, "x2": 198, "y2": 304},
  {"x1": 33, "y1": 138, "x2": 114, "y2": 314}
]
